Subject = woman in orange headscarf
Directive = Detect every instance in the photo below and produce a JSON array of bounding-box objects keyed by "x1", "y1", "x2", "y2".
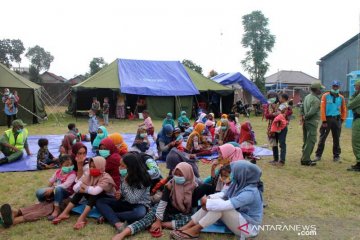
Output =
[
  {"x1": 185, "y1": 123, "x2": 211, "y2": 156},
  {"x1": 107, "y1": 133, "x2": 128, "y2": 156}
]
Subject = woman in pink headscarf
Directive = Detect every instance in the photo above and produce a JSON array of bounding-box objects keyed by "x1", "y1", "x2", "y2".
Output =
[{"x1": 218, "y1": 143, "x2": 244, "y2": 164}]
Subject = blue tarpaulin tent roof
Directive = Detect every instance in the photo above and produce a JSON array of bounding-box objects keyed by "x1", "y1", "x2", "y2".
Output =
[
  {"x1": 118, "y1": 59, "x2": 199, "y2": 96},
  {"x1": 211, "y1": 72, "x2": 267, "y2": 104}
]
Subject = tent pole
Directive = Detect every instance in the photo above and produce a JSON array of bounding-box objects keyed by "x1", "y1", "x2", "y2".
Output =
[{"x1": 220, "y1": 96, "x2": 223, "y2": 114}]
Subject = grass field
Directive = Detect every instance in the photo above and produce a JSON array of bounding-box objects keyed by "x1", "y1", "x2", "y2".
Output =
[{"x1": 0, "y1": 111, "x2": 360, "y2": 240}]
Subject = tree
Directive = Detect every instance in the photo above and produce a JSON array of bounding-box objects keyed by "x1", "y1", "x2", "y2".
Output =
[
  {"x1": 26, "y1": 45, "x2": 54, "y2": 82},
  {"x1": 207, "y1": 69, "x2": 218, "y2": 78},
  {"x1": 182, "y1": 59, "x2": 203, "y2": 75},
  {"x1": 241, "y1": 10, "x2": 275, "y2": 92},
  {"x1": 0, "y1": 39, "x2": 25, "y2": 68},
  {"x1": 89, "y1": 57, "x2": 108, "y2": 76}
]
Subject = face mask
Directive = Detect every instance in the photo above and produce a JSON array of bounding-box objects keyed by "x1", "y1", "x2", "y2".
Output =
[
  {"x1": 97, "y1": 133, "x2": 104, "y2": 138},
  {"x1": 72, "y1": 139, "x2": 77, "y2": 145},
  {"x1": 268, "y1": 97, "x2": 276, "y2": 104},
  {"x1": 331, "y1": 89, "x2": 339, "y2": 94},
  {"x1": 230, "y1": 173, "x2": 234, "y2": 182},
  {"x1": 62, "y1": 165, "x2": 74, "y2": 174},
  {"x1": 173, "y1": 176, "x2": 186, "y2": 185},
  {"x1": 140, "y1": 133, "x2": 147, "y2": 138},
  {"x1": 17, "y1": 129, "x2": 23, "y2": 133},
  {"x1": 202, "y1": 118, "x2": 207, "y2": 123},
  {"x1": 119, "y1": 169, "x2": 128, "y2": 177},
  {"x1": 99, "y1": 149, "x2": 110, "y2": 158},
  {"x1": 221, "y1": 126, "x2": 227, "y2": 131},
  {"x1": 90, "y1": 168, "x2": 101, "y2": 177}
]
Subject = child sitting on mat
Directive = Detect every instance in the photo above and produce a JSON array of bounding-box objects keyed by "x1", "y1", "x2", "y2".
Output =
[
  {"x1": 132, "y1": 127, "x2": 150, "y2": 153},
  {"x1": 53, "y1": 156, "x2": 116, "y2": 230},
  {"x1": 35, "y1": 154, "x2": 76, "y2": 220},
  {"x1": 37, "y1": 138, "x2": 59, "y2": 170},
  {"x1": 173, "y1": 127, "x2": 184, "y2": 152}
]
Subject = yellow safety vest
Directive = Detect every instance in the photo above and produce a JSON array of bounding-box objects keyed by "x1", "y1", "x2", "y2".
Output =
[{"x1": 4, "y1": 128, "x2": 28, "y2": 151}]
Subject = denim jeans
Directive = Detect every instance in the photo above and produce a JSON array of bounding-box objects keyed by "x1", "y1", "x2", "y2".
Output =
[
  {"x1": 96, "y1": 197, "x2": 147, "y2": 226},
  {"x1": 36, "y1": 186, "x2": 70, "y2": 206}
]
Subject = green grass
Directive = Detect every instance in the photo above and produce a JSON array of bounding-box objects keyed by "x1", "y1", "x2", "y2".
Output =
[{"x1": 1, "y1": 111, "x2": 360, "y2": 240}]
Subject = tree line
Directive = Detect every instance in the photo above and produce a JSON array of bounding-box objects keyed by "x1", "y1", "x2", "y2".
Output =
[{"x1": 0, "y1": 10, "x2": 275, "y2": 91}]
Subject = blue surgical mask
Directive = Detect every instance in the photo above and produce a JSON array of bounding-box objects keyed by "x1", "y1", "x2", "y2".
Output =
[
  {"x1": 72, "y1": 139, "x2": 77, "y2": 145},
  {"x1": 140, "y1": 133, "x2": 147, "y2": 138},
  {"x1": 173, "y1": 176, "x2": 186, "y2": 185},
  {"x1": 17, "y1": 129, "x2": 23, "y2": 133},
  {"x1": 97, "y1": 133, "x2": 104, "y2": 138},
  {"x1": 331, "y1": 89, "x2": 340, "y2": 94},
  {"x1": 62, "y1": 165, "x2": 74, "y2": 174},
  {"x1": 268, "y1": 97, "x2": 276, "y2": 104},
  {"x1": 98, "y1": 149, "x2": 110, "y2": 158},
  {"x1": 119, "y1": 169, "x2": 128, "y2": 177},
  {"x1": 221, "y1": 126, "x2": 227, "y2": 131}
]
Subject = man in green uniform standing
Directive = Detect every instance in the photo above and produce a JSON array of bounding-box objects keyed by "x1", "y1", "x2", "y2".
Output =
[
  {"x1": 0, "y1": 119, "x2": 31, "y2": 165},
  {"x1": 347, "y1": 80, "x2": 360, "y2": 172},
  {"x1": 300, "y1": 82, "x2": 325, "y2": 166}
]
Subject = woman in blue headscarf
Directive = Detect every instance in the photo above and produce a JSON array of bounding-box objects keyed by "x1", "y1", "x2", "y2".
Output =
[
  {"x1": 92, "y1": 126, "x2": 108, "y2": 150},
  {"x1": 156, "y1": 124, "x2": 175, "y2": 160},
  {"x1": 171, "y1": 161, "x2": 263, "y2": 240}
]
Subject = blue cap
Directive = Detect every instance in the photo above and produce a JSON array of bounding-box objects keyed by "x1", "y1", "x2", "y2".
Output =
[{"x1": 332, "y1": 80, "x2": 341, "y2": 86}]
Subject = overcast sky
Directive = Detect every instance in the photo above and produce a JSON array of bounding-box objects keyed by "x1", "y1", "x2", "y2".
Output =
[{"x1": 2, "y1": 0, "x2": 360, "y2": 79}]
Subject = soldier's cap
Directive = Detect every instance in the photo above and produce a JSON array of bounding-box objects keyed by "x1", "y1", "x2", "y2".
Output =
[
  {"x1": 310, "y1": 81, "x2": 325, "y2": 89},
  {"x1": 12, "y1": 119, "x2": 27, "y2": 127}
]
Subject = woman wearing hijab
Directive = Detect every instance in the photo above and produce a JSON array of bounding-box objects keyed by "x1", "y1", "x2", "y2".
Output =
[
  {"x1": 193, "y1": 113, "x2": 207, "y2": 128},
  {"x1": 185, "y1": 123, "x2": 211, "y2": 156},
  {"x1": 228, "y1": 114, "x2": 240, "y2": 142},
  {"x1": 177, "y1": 111, "x2": 190, "y2": 132},
  {"x1": 98, "y1": 138, "x2": 121, "y2": 193},
  {"x1": 61, "y1": 134, "x2": 77, "y2": 155},
  {"x1": 239, "y1": 122, "x2": 256, "y2": 159},
  {"x1": 171, "y1": 161, "x2": 263, "y2": 240},
  {"x1": 112, "y1": 162, "x2": 206, "y2": 240},
  {"x1": 217, "y1": 119, "x2": 236, "y2": 145},
  {"x1": 53, "y1": 157, "x2": 116, "y2": 230},
  {"x1": 218, "y1": 143, "x2": 244, "y2": 164},
  {"x1": 162, "y1": 112, "x2": 175, "y2": 128},
  {"x1": 156, "y1": 124, "x2": 175, "y2": 160},
  {"x1": 108, "y1": 133, "x2": 128, "y2": 156},
  {"x1": 92, "y1": 126, "x2": 108, "y2": 150}
]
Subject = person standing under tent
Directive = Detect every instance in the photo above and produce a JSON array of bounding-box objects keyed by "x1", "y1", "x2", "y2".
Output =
[
  {"x1": 347, "y1": 80, "x2": 360, "y2": 172},
  {"x1": 102, "y1": 97, "x2": 110, "y2": 126},
  {"x1": 116, "y1": 94, "x2": 126, "y2": 119},
  {"x1": 314, "y1": 80, "x2": 347, "y2": 162},
  {"x1": 2, "y1": 88, "x2": 18, "y2": 128},
  {"x1": 91, "y1": 97, "x2": 101, "y2": 116},
  {"x1": 300, "y1": 82, "x2": 325, "y2": 166}
]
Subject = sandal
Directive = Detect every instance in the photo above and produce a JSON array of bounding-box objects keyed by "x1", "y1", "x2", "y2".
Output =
[
  {"x1": 0, "y1": 204, "x2": 13, "y2": 228},
  {"x1": 73, "y1": 220, "x2": 87, "y2": 230},
  {"x1": 97, "y1": 216, "x2": 105, "y2": 224},
  {"x1": 149, "y1": 228, "x2": 163, "y2": 238},
  {"x1": 171, "y1": 230, "x2": 199, "y2": 240},
  {"x1": 52, "y1": 216, "x2": 69, "y2": 225}
]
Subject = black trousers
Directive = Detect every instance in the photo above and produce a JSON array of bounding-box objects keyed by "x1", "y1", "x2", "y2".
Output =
[
  {"x1": 6, "y1": 114, "x2": 17, "y2": 128},
  {"x1": 71, "y1": 192, "x2": 107, "y2": 208},
  {"x1": 90, "y1": 132, "x2": 97, "y2": 144},
  {"x1": 315, "y1": 116, "x2": 342, "y2": 158}
]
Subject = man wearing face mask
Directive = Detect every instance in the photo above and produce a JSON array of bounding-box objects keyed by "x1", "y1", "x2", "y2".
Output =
[
  {"x1": 314, "y1": 80, "x2": 347, "y2": 162},
  {"x1": 300, "y1": 82, "x2": 325, "y2": 166},
  {"x1": 0, "y1": 119, "x2": 31, "y2": 165}
]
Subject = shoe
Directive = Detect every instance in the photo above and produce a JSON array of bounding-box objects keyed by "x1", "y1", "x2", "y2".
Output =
[
  {"x1": 301, "y1": 161, "x2": 317, "y2": 166},
  {"x1": 269, "y1": 160, "x2": 278, "y2": 165},
  {"x1": 0, "y1": 204, "x2": 13, "y2": 228},
  {"x1": 276, "y1": 161, "x2": 285, "y2": 166},
  {"x1": 314, "y1": 156, "x2": 321, "y2": 161},
  {"x1": 333, "y1": 157, "x2": 341, "y2": 163},
  {"x1": 347, "y1": 163, "x2": 360, "y2": 171},
  {"x1": 0, "y1": 157, "x2": 8, "y2": 165}
]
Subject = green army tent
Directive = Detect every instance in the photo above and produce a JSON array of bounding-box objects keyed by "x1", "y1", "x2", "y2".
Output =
[
  {"x1": 71, "y1": 59, "x2": 233, "y2": 119},
  {"x1": 0, "y1": 63, "x2": 46, "y2": 126}
]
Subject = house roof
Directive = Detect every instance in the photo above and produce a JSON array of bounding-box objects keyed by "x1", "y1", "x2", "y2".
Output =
[
  {"x1": 68, "y1": 75, "x2": 86, "y2": 84},
  {"x1": 40, "y1": 71, "x2": 67, "y2": 83},
  {"x1": 320, "y1": 34, "x2": 360, "y2": 61},
  {"x1": 265, "y1": 70, "x2": 318, "y2": 85}
]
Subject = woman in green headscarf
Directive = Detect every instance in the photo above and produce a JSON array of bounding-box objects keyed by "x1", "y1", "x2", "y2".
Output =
[
  {"x1": 162, "y1": 112, "x2": 175, "y2": 128},
  {"x1": 177, "y1": 111, "x2": 190, "y2": 132}
]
